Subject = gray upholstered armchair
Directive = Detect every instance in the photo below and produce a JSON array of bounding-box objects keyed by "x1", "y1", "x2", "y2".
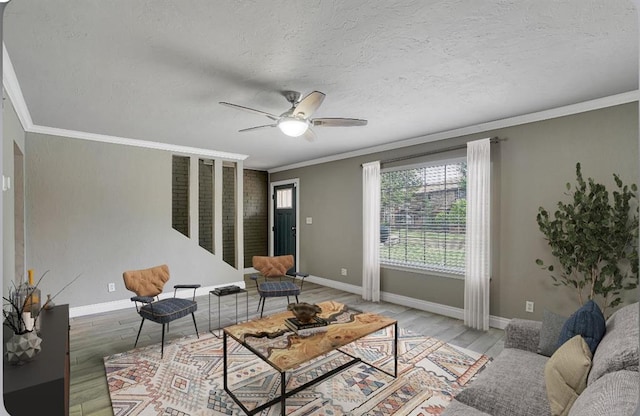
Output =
[{"x1": 123, "y1": 264, "x2": 200, "y2": 358}]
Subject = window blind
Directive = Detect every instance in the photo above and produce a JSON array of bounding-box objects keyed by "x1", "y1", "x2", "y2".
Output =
[{"x1": 380, "y1": 160, "x2": 467, "y2": 274}]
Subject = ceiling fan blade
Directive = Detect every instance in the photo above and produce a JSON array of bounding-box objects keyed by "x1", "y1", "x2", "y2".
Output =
[
  {"x1": 220, "y1": 102, "x2": 279, "y2": 121},
  {"x1": 293, "y1": 91, "x2": 325, "y2": 118},
  {"x1": 312, "y1": 118, "x2": 368, "y2": 127},
  {"x1": 303, "y1": 128, "x2": 317, "y2": 142},
  {"x1": 238, "y1": 124, "x2": 277, "y2": 133}
]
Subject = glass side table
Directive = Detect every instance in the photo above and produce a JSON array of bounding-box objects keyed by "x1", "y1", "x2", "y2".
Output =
[{"x1": 208, "y1": 288, "x2": 249, "y2": 338}]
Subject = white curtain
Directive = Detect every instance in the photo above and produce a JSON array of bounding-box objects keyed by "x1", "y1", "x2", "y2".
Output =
[
  {"x1": 362, "y1": 161, "x2": 381, "y2": 302},
  {"x1": 464, "y1": 138, "x2": 491, "y2": 330}
]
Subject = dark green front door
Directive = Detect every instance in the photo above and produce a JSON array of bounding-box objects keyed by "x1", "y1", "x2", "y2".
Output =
[{"x1": 274, "y1": 183, "x2": 296, "y2": 273}]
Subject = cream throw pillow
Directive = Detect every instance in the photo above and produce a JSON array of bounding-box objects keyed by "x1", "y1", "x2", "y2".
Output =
[{"x1": 544, "y1": 335, "x2": 593, "y2": 416}]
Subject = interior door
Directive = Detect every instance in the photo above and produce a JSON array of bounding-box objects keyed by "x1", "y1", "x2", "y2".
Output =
[{"x1": 273, "y1": 183, "x2": 297, "y2": 273}]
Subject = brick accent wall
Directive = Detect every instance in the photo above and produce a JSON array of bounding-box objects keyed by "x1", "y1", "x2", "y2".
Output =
[
  {"x1": 173, "y1": 159, "x2": 267, "y2": 269},
  {"x1": 243, "y1": 169, "x2": 268, "y2": 267},
  {"x1": 222, "y1": 165, "x2": 236, "y2": 267},
  {"x1": 198, "y1": 159, "x2": 214, "y2": 253},
  {"x1": 172, "y1": 156, "x2": 189, "y2": 237}
]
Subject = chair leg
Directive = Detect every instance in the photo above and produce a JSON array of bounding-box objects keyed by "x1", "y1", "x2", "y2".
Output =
[
  {"x1": 260, "y1": 297, "x2": 266, "y2": 318},
  {"x1": 191, "y1": 312, "x2": 199, "y2": 338},
  {"x1": 134, "y1": 318, "x2": 145, "y2": 348},
  {"x1": 256, "y1": 297, "x2": 263, "y2": 312},
  {"x1": 295, "y1": 295, "x2": 299, "y2": 303},
  {"x1": 161, "y1": 324, "x2": 166, "y2": 359}
]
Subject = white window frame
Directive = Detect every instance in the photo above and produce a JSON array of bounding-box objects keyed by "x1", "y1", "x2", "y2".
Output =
[{"x1": 380, "y1": 156, "x2": 467, "y2": 277}]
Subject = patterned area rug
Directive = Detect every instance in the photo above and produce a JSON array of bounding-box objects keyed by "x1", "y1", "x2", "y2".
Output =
[{"x1": 104, "y1": 326, "x2": 491, "y2": 415}]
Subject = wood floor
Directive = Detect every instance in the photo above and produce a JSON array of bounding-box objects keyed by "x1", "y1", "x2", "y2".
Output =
[{"x1": 69, "y1": 278, "x2": 505, "y2": 416}]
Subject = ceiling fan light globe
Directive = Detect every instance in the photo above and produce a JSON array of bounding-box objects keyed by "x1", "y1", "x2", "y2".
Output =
[{"x1": 278, "y1": 118, "x2": 309, "y2": 137}]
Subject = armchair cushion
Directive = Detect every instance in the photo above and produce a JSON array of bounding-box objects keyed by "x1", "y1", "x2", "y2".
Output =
[
  {"x1": 139, "y1": 298, "x2": 197, "y2": 324},
  {"x1": 258, "y1": 281, "x2": 300, "y2": 297},
  {"x1": 123, "y1": 264, "x2": 170, "y2": 297},
  {"x1": 252, "y1": 255, "x2": 294, "y2": 277}
]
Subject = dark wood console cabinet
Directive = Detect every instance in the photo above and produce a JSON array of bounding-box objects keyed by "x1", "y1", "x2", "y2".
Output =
[{"x1": 3, "y1": 304, "x2": 70, "y2": 416}]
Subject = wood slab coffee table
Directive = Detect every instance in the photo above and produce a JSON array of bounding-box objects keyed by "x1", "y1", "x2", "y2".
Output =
[{"x1": 223, "y1": 300, "x2": 398, "y2": 415}]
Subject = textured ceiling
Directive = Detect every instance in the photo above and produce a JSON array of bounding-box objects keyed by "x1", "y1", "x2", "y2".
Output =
[{"x1": 3, "y1": 1, "x2": 638, "y2": 169}]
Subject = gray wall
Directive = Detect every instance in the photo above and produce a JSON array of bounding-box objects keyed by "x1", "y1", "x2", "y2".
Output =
[
  {"x1": 25, "y1": 133, "x2": 241, "y2": 308},
  {"x1": 271, "y1": 103, "x2": 639, "y2": 320},
  {"x1": 3, "y1": 94, "x2": 26, "y2": 294}
]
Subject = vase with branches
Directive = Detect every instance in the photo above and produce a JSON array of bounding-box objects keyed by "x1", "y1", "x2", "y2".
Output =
[
  {"x1": 3, "y1": 270, "x2": 81, "y2": 363},
  {"x1": 3, "y1": 271, "x2": 48, "y2": 335},
  {"x1": 536, "y1": 163, "x2": 639, "y2": 316}
]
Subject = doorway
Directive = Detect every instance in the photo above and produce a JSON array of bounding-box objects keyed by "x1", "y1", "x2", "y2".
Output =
[{"x1": 270, "y1": 179, "x2": 299, "y2": 273}]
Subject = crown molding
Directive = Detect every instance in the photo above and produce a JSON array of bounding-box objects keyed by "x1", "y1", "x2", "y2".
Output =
[
  {"x1": 2, "y1": 43, "x2": 248, "y2": 161},
  {"x1": 4, "y1": 42, "x2": 636, "y2": 167},
  {"x1": 269, "y1": 90, "x2": 640, "y2": 173},
  {"x1": 26, "y1": 124, "x2": 249, "y2": 160},
  {"x1": 3, "y1": 43, "x2": 33, "y2": 130}
]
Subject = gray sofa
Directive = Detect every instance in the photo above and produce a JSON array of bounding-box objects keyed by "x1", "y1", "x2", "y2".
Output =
[{"x1": 442, "y1": 302, "x2": 639, "y2": 416}]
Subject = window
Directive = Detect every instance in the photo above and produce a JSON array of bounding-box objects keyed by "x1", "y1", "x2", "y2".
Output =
[
  {"x1": 276, "y1": 188, "x2": 293, "y2": 209},
  {"x1": 380, "y1": 159, "x2": 467, "y2": 275}
]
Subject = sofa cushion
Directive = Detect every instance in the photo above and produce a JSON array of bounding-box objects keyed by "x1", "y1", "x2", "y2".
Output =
[
  {"x1": 454, "y1": 348, "x2": 551, "y2": 416},
  {"x1": 557, "y1": 300, "x2": 605, "y2": 355},
  {"x1": 544, "y1": 335, "x2": 592, "y2": 416},
  {"x1": 538, "y1": 309, "x2": 567, "y2": 357},
  {"x1": 442, "y1": 399, "x2": 492, "y2": 415},
  {"x1": 588, "y1": 302, "x2": 639, "y2": 385},
  {"x1": 568, "y1": 370, "x2": 639, "y2": 416},
  {"x1": 504, "y1": 319, "x2": 541, "y2": 352}
]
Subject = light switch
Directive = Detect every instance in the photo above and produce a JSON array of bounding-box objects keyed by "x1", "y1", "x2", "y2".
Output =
[{"x1": 306, "y1": 217, "x2": 313, "y2": 224}]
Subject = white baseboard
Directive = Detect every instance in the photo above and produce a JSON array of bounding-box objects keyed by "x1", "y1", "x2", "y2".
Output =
[
  {"x1": 305, "y1": 275, "x2": 362, "y2": 295},
  {"x1": 69, "y1": 280, "x2": 246, "y2": 318},
  {"x1": 489, "y1": 315, "x2": 511, "y2": 330},
  {"x1": 305, "y1": 275, "x2": 510, "y2": 330},
  {"x1": 70, "y1": 275, "x2": 511, "y2": 329}
]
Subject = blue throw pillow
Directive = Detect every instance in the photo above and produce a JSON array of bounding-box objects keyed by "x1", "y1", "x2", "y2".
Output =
[{"x1": 557, "y1": 300, "x2": 606, "y2": 355}]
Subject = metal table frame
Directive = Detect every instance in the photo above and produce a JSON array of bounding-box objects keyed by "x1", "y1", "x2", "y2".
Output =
[
  {"x1": 223, "y1": 320, "x2": 398, "y2": 416},
  {"x1": 208, "y1": 289, "x2": 249, "y2": 338}
]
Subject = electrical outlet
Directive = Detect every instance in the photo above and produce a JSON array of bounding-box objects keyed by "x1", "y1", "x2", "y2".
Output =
[
  {"x1": 340, "y1": 268, "x2": 348, "y2": 276},
  {"x1": 525, "y1": 301, "x2": 534, "y2": 313},
  {"x1": 108, "y1": 282, "x2": 116, "y2": 293},
  {"x1": 306, "y1": 217, "x2": 313, "y2": 224}
]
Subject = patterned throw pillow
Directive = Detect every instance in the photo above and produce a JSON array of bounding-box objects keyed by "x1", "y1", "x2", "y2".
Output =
[
  {"x1": 545, "y1": 335, "x2": 593, "y2": 416},
  {"x1": 557, "y1": 300, "x2": 605, "y2": 355}
]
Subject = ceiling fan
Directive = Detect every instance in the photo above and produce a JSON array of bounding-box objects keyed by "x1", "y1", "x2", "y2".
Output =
[{"x1": 220, "y1": 91, "x2": 367, "y2": 141}]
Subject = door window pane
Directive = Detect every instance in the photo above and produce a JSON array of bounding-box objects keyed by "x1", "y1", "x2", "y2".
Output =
[{"x1": 276, "y1": 188, "x2": 293, "y2": 209}]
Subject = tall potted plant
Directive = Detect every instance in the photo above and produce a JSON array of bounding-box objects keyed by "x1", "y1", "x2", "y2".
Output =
[{"x1": 536, "y1": 163, "x2": 639, "y2": 315}]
